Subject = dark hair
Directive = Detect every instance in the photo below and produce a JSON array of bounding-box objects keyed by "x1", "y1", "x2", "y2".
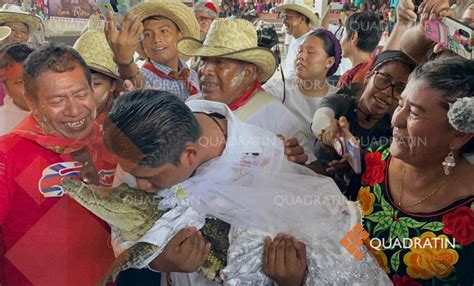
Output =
[
  {"x1": 0, "y1": 43, "x2": 34, "y2": 66},
  {"x1": 143, "y1": 16, "x2": 181, "y2": 32},
  {"x1": 371, "y1": 50, "x2": 417, "y2": 73},
  {"x1": 22, "y1": 43, "x2": 91, "y2": 100},
  {"x1": 104, "y1": 90, "x2": 202, "y2": 168},
  {"x1": 307, "y1": 29, "x2": 342, "y2": 76},
  {"x1": 409, "y1": 57, "x2": 474, "y2": 155},
  {"x1": 344, "y1": 12, "x2": 381, "y2": 53}
]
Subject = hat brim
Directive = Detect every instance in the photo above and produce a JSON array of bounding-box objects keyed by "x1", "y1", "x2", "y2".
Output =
[
  {"x1": 178, "y1": 37, "x2": 277, "y2": 83},
  {"x1": 277, "y1": 4, "x2": 318, "y2": 27},
  {"x1": 0, "y1": 26, "x2": 11, "y2": 40},
  {"x1": 132, "y1": 2, "x2": 199, "y2": 39},
  {"x1": 89, "y1": 64, "x2": 120, "y2": 81},
  {"x1": 0, "y1": 11, "x2": 42, "y2": 33}
]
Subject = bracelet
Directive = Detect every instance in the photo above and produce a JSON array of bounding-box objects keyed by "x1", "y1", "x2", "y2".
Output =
[{"x1": 115, "y1": 57, "x2": 134, "y2": 66}]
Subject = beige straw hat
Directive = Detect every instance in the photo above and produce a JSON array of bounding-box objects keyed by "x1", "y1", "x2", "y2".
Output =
[
  {"x1": 73, "y1": 21, "x2": 119, "y2": 80},
  {"x1": 132, "y1": 0, "x2": 199, "y2": 39},
  {"x1": 177, "y1": 19, "x2": 277, "y2": 82},
  {"x1": 276, "y1": 0, "x2": 319, "y2": 27},
  {"x1": 0, "y1": 26, "x2": 11, "y2": 41},
  {"x1": 0, "y1": 4, "x2": 43, "y2": 34}
]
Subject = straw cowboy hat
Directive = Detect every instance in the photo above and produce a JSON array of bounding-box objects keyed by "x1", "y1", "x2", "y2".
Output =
[
  {"x1": 0, "y1": 26, "x2": 11, "y2": 41},
  {"x1": 0, "y1": 4, "x2": 42, "y2": 33},
  {"x1": 177, "y1": 19, "x2": 277, "y2": 82},
  {"x1": 276, "y1": 0, "x2": 318, "y2": 27},
  {"x1": 73, "y1": 19, "x2": 119, "y2": 80},
  {"x1": 132, "y1": 0, "x2": 199, "y2": 39}
]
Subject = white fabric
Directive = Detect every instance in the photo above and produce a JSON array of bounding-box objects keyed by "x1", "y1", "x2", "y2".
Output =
[
  {"x1": 0, "y1": 96, "x2": 29, "y2": 136},
  {"x1": 311, "y1": 106, "x2": 336, "y2": 137},
  {"x1": 263, "y1": 78, "x2": 338, "y2": 143},
  {"x1": 187, "y1": 93, "x2": 316, "y2": 163},
  {"x1": 111, "y1": 100, "x2": 391, "y2": 285},
  {"x1": 285, "y1": 30, "x2": 313, "y2": 78}
]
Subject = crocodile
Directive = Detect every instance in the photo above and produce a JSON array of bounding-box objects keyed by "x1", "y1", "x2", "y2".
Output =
[{"x1": 61, "y1": 179, "x2": 230, "y2": 285}]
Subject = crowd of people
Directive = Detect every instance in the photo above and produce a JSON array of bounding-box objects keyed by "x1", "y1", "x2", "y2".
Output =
[{"x1": 0, "y1": 0, "x2": 473, "y2": 285}]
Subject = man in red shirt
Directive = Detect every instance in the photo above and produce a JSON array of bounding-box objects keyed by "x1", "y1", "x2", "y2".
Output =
[{"x1": 0, "y1": 44, "x2": 117, "y2": 285}]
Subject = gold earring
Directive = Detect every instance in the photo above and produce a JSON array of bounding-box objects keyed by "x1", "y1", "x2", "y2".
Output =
[{"x1": 442, "y1": 150, "x2": 456, "y2": 175}]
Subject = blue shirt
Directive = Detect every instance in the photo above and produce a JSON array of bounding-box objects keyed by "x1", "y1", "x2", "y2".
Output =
[{"x1": 141, "y1": 59, "x2": 199, "y2": 102}]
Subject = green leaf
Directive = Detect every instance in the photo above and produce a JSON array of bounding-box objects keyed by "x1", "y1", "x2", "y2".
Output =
[
  {"x1": 399, "y1": 217, "x2": 426, "y2": 228},
  {"x1": 421, "y1": 221, "x2": 444, "y2": 232},
  {"x1": 380, "y1": 195, "x2": 394, "y2": 213},
  {"x1": 471, "y1": 202, "x2": 474, "y2": 211},
  {"x1": 365, "y1": 210, "x2": 392, "y2": 223},
  {"x1": 390, "y1": 250, "x2": 402, "y2": 272},
  {"x1": 382, "y1": 148, "x2": 390, "y2": 160},
  {"x1": 373, "y1": 184, "x2": 382, "y2": 201},
  {"x1": 398, "y1": 221, "x2": 409, "y2": 241},
  {"x1": 373, "y1": 216, "x2": 394, "y2": 234},
  {"x1": 389, "y1": 221, "x2": 402, "y2": 241}
]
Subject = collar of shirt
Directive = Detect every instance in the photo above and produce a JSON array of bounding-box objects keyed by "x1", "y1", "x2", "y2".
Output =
[{"x1": 150, "y1": 59, "x2": 188, "y2": 76}]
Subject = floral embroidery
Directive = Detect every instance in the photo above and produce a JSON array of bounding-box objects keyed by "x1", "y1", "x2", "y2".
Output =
[
  {"x1": 442, "y1": 206, "x2": 474, "y2": 245},
  {"x1": 392, "y1": 275, "x2": 422, "y2": 286},
  {"x1": 403, "y1": 232, "x2": 459, "y2": 280},
  {"x1": 357, "y1": 186, "x2": 375, "y2": 215},
  {"x1": 364, "y1": 238, "x2": 390, "y2": 273},
  {"x1": 361, "y1": 151, "x2": 386, "y2": 186}
]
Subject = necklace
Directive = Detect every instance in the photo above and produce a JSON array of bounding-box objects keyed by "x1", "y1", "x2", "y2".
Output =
[{"x1": 398, "y1": 167, "x2": 448, "y2": 208}]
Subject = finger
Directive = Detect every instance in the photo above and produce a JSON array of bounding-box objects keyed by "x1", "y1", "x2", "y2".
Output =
[
  {"x1": 172, "y1": 227, "x2": 198, "y2": 248},
  {"x1": 285, "y1": 145, "x2": 304, "y2": 156},
  {"x1": 262, "y1": 236, "x2": 272, "y2": 271},
  {"x1": 288, "y1": 154, "x2": 308, "y2": 164},
  {"x1": 123, "y1": 79, "x2": 136, "y2": 92},
  {"x1": 276, "y1": 134, "x2": 285, "y2": 142},
  {"x1": 284, "y1": 237, "x2": 298, "y2": 267},
  {"x1": 433, "y1": 43, "x2": 445, "y2": 53},
  {"x1": 275, "y1": 235, "x2": 287, "y2": 274},
  {"x1": 268, "y1": 234, "x2": 282, "y2": 268},
  {"x1": 105, "y1": 11, "x2": 118, "y2": 40},
  {"x1": 284, "y1": 137, "x2": 299, "y2": 147},
  {"x1": 291, "y1": 237, "x2": 307, "y2": 260},
  {"x1": 121, "y1": 12, "x2": 134, "y2": 32}
]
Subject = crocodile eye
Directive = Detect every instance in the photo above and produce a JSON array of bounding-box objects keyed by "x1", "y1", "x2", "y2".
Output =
[{"x1": 119, "y1": 193, "x2": 126, "y2": 199}]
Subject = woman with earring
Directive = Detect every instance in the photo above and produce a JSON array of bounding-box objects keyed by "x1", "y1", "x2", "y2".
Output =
[
  {"x1": 264, "y1": 29, "x2": 341, "y2": 144},
  {"x1": 352, "y1": 57, "x2": 474, "y2": 285}
]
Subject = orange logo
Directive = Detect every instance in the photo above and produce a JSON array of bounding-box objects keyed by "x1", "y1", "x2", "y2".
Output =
[{"x1": 340, "y1": 224, "x2": 369, "y2": 260}]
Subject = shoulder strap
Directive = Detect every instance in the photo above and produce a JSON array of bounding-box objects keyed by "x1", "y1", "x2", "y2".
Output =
[{"x1": 234, "y1": 91, "x2": 277, "y2": 122}]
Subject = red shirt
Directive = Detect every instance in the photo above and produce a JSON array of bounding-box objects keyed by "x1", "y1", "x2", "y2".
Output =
[{"x1": 0, "y1": 130, "x2": 117, "y2": 285}]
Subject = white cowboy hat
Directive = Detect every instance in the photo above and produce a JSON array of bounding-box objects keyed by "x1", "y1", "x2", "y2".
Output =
[
  {"x1": 0, "y1": 4, "x2": 43, "y2": 34},
  {"x1": 0, "y1": 26, "x2": 11, "y2": 41},
  {"x1": 177, "y1": 18, "x2": 277, "y2": 82},
  {"x1": 276, "y1": 0, "x2": 318, "y2": 27},
  {"x1": 132, "y1": 0, "x2": 199, "y2": 39}
]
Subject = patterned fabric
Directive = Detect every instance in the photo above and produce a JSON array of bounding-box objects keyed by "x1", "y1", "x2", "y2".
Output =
[
  {"x1": 356, "y1": 144, "x2": 474, "y2": 285},
  {"x1": 141, "y1": 59, "x2": 199, "y2": 102}
]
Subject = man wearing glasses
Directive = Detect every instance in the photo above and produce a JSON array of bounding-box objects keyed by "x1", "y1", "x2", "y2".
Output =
[
  {"x1": 277, "y1": 0, "x2": 319, "y2": 78},
  {"x1": 193, "y1": 0, "x2": 219, "y2": 41}
]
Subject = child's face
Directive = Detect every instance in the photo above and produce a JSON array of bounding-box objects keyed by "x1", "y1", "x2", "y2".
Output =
[{"x1": 4, "y1": 76, "x2": 29, "y2": 110}]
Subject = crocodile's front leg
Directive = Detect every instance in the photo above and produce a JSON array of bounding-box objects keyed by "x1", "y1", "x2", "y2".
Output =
[{"x1": 98, "y1": 242, "x2": 159, "y2": 286}]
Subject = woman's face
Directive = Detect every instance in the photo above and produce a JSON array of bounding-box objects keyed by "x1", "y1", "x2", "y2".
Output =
[
  {"x1": 360, "y1": 61, "x2": 412, "y2": 118},
  {"x1": 295, "y1": 36, "x2": 334, "y2": 81},
  {"x1": 390, "y1": 79, "x2": 463, "y2": 167}
]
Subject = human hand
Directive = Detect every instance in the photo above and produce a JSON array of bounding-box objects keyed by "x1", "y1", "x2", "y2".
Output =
[
  {"x1": 105, "y1": 11, "x2": 143, "y2": 66},
  {"x1": 278, "y1": 135, "x2": 308, "y2": 164},
  {"x1": 262, "y1": 234, "x2": 307, "y2": 286},
  {"x1": 397, "y1": 0, "x2": 418, "y2": 26},
  {"x1": 149, "y1": 227, "x2": 210, "y2": 272}
]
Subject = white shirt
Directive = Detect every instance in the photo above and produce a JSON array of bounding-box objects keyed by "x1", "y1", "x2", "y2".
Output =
[
  {"x1": 264, "y1": 78, "x2": 338, "y2": 145},
  {"x1": 0, "y1": 96, "x2": 29, "y2": 136},
  {"x1": 285, "y1": 30, "x2": 313, "y2": 78}
]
